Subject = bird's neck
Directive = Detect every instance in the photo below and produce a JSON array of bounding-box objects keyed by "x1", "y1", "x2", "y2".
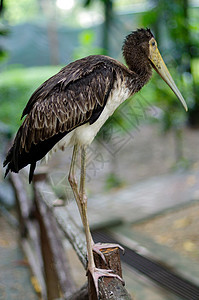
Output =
[
  {"x1": 128, "y1": 60, "x2": 153, "y2": 93},
  {"x1": 123, "y1": 48, "x2": 153, "y2": 93}
]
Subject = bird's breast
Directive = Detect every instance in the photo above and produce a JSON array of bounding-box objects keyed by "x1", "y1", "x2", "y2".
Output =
[{"x1": 74, "y1": 77, "x2": 132, "y2": 146}]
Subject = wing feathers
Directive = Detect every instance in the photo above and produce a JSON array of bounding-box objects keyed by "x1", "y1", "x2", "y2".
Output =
[
  {"x1": 25, "y1": 65, "x2": 115, "y2": 148},
  {"x1": 4, "y1": 55, "x2": 122, "y2": 180}
]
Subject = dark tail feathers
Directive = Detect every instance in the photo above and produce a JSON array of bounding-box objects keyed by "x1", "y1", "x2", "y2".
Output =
[{"x1": 3, "y1": 146, "x2": 36, "y2": 184}]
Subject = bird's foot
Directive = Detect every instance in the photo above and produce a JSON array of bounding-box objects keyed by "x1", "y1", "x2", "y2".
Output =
[
  {"x1": 87, "y1": 266, "x2": 124, "y2": 297},
  {"x1": 92, "y1": 242, "x2": 125, "y2": 264}
]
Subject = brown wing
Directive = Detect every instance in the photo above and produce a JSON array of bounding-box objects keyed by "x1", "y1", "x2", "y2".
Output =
[
  {"x1": 21, "y1": 55, "x2": 112, "y2": 118},
  {"x1": 4, "y1": 55, "x2": 117, "y2": 182}
]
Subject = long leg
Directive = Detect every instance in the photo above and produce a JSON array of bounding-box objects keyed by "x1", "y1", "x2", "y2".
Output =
[
  {"x1": 68, "y1": 144, "x2": 79, "y2": 198},
  {"x1": 68, "y1": 144, "x2": 82, "y2": 217},
  {"x1": 78, "y1": 146, "x2": 124, "y2": 260},
  {"x1": 79, "y1": 146, "x2": 95, "y2": 269},
  {"x1": 68, "y1": 145, "x2": 123, "y2": 296},
  {"x1": 78, "y1": 146, "x2": 124, "y2": 295},
  {"x1": 68, "y1": 145, "x2": 93, "y2": 251}
]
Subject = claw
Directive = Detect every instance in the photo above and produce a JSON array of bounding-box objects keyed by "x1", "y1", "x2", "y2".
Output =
[
  {"x1": 88, "y1": 267, "x2": 124, "y2": 297},
  {"x1": 92, "y1": 242, "x2": 125, "y2": 264}
]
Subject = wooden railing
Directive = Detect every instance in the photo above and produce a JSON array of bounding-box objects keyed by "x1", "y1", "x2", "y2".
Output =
[{"x1": 10, "y1": 172, "x2": 132, "y2": 300}]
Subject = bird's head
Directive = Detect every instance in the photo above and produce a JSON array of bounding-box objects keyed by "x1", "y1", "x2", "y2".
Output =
[{"x1": 123, "y1": 28, "x2": 187, "y2": 111}]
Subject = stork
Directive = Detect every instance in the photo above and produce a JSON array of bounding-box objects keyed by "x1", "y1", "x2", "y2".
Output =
[{"x1": 4, "y1": 28, "x2": 187, "y2": 295}]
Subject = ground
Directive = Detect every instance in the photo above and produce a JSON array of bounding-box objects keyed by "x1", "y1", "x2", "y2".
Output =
[
  {"x1": 132, "y1": 201, "x2": 199, "y2": 263},
  {"x1": 0, "y1": 216, "x2": 37, "y2": 300}
]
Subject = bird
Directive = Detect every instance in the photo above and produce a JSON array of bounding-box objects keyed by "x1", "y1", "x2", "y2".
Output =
[{"x1": 3, "y1": 28, "x2": 187, "y2": 295}]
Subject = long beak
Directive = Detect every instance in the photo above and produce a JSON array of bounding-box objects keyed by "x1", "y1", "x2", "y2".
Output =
[{"x1": 149, "y1": 47, "x2": 188, "y2": 111}]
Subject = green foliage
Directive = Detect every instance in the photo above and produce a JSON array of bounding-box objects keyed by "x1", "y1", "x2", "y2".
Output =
[
  {"x1": 3, "y1": 0, "x2": 39, "y2": 24},
  {"x1": 0, "y1": 23, "x2": 9, "y2": 63},
  {"x1": 105, "y1": 172, "x2": 125, "y2": 191},
  {"x1": 171, "y1": 157, "x2": 191, "y2": 172},
  {"x1": 73, "y1": 30, "x2": 104, "y2": 60},
  {"x1": 0, "y1": 66, "x2": 60, "y2": 134},
  {"x1": 140, "y1": 0, "x2": 199, "y2": 129},
  {"x1": 191, "y1": 59, "x2": 199, "y2": 83}
]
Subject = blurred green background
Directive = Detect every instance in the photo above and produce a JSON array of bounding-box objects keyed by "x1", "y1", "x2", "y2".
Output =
[{"x1": 1, "y1": 0, "x2": 199, "y2": 135}]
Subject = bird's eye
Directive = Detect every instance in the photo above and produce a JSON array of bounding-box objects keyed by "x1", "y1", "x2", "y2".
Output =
[{"x1": 151, "y1": 41, "x2": 156, "y2": 47}]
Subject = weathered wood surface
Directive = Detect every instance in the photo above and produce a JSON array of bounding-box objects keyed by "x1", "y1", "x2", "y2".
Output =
[
  {"x1": 67, "y1": 283, "x2": 88, "y2": 300},
  {"x1": 10, "y1": 173, "x2": 47, "y2": 299},
  {"x1": 35, "y1": 202, "x2": 60, "y2": 300},
  {"x1": 34, "y1": 187, "x2": 76, "y2": 299},
  {"x1": 34, "y1": 179, "x2": 87, "y2": 268},
  {"x1": 89, "y1": 247, "x2": 132, "y2": 300}
]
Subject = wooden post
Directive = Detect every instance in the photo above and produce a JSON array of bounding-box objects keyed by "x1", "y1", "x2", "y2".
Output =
[
  {"x1": 88, "y1": 247, "x2": 132, "y2": 300},
  {"x1": 67, "y1": 283, "x2": 88, "y2": 300}
]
